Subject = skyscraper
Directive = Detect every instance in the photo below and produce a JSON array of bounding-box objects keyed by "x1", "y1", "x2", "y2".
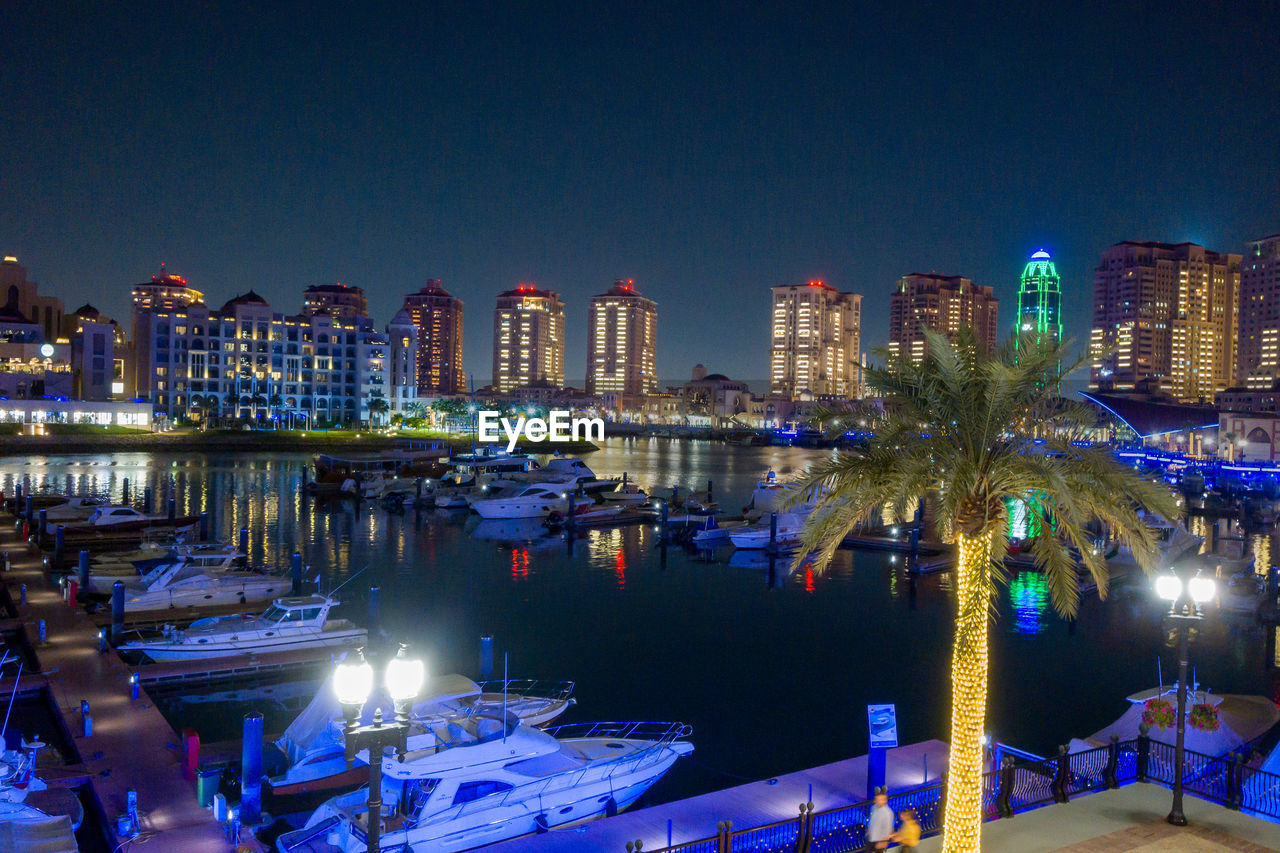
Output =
[
  {"x1": 769, "y1": 281, "x2": 862, "y2": 398},
  {"x1": 1089, "y1": 241, "x2": 1240, "y2": 402},
  {"x1": 131, "y1": 265, "x2": 205, "y2": 400},
  {"x1": 888, "y1": 274, "x2": 998, "y2": 363},
  {"x1": 492, "y1": 284, "x2": 564, "y2": 392},
  {"x1": 587, "y1": 280, "x2": 657, "y2": 396},
  {"x1": 402, "y1": 280, "x2": 464, "y2": 395},
  {"x1": 1236, "y1": 233, "x2": 1280, "y2": 389},
  {"x1": 1015, "y1": 250, "x2": 1062, "y2": 355}
]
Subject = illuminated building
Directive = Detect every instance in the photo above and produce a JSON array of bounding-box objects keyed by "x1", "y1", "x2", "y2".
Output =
[
  {"x1": 402, "y1": 280, "x2": 464, "y2": 395},
  {"x1": 302, "y1": 283, "x2": 368, "y2": 320},
  {"x1": 136, "y1": 289, "x2": 414, "y2": 426},
  {"x1": 0, "y1": 256, "x2": 64, "y2": 343},
  {"x1": 492, "y1": 284, "x2": 564, "y2": 392},
  {"x1": 1089, "y1": 241, "x2": 1239, "y2": 402},
  {"x1": 586, "y1": 280, "x2": 656, "y2": 396},
  {"x1": 1237, "y1": 234, "x2": 1280, "y2": 389},
  {"x1": 769, "y1": 281, "x2": 862, "y2": 398},
  {"x1": 1014, "y1": 250, "x2": 1061, "y2": 356},
  {"x1": 131, "y1": 265, "x2": 205, "y2": 398},
  {"x1": 888, "y1": 274, "x2": 997, "y2": 363}
]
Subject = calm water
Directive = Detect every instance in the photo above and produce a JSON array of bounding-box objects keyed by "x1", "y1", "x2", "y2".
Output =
[{"x1": 3, "y1": 439, "x2": 1278, "y2": 806}]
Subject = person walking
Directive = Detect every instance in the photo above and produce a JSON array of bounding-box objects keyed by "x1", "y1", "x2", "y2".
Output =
[
  {"x1": 866, "y1": 788, "x2": 894, "y2": 851},
  {"x1": 893, "y1": 808, "x2": 921, "y2": 848}
]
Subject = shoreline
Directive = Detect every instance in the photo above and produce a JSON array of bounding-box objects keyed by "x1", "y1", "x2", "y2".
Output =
[{"x1": 0, "y1": 430, "x2": 600, "y2": 457}]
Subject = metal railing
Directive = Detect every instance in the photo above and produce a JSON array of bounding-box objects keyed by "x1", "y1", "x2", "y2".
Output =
[{"x1": 635, "y1": 734, "x2": 1280, "y2": 853}]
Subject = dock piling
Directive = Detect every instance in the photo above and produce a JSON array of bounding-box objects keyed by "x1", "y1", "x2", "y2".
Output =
[
  {"x1": 19, "y1": 584, "x2": 25, "y2": 605},
  {"x1": 290, "y1": 552, "x2": 302, "y2": 596},
  {"x1": 767, "y1": 513, "x2": 778, "y2": 554},
  {"x1": 368, "y1": 586, "x2": 380, "y2": 644},
  {"x1": 111, "y1": 581, "x2": 125, "y2": 644},
  {"x1": 167, "y1": 497, "x2": 176, "y2": 521},
  {"x1": 121, "y1": 477, "x2": 130, "y2": 506},
  {"x1": 143, "y1": 486, "x2": 153, "y2": 514},
  {"x1": 659, "y1": 499, "x2": 668, "y2": 542},
  {"x1": 199, "y1": 512, "x2": 208, "y2": 542},
  {"x1": 240, "y1": 713, "x2": 263, "y2": 826},
  {"x1": 130, "y1": 672, "x2": 139, "y2": 701},
  {"x1": 23, "y1": 495, "x2": 32, "y2": 522},
  {"x1": 38, "y1": 508, "x2": 47, "y2": 538},
  {"x1": 566, "y1": 495, "x2": 575, "y2": 533},
  {"x1": 98, "y1": 628, "x2": 107, "y2": 653},
  {"x1": 707, "y1": 479, "x2": 713, "y2": 502},
  {"x1": 54, "y1": 525, "x2": 64, "y2": 565},
  {"x1": 182, "y1": 728, "x2": 200, "y2": 782},
  {"x1": 37, "y1": 619, "x2": 46, "y2": 644},
  {"x1": 81, "y1": 701, "x2": 91, "y2": 738},
  {"x1": 480, "y1": 634, "x2": 493, "y2": 679},
  {"x1": 78, "y1": 550, "x2": 90, "y2": 598},
  {"x1": 239, "y1": 527, "x2": 249, "y2": 558}
]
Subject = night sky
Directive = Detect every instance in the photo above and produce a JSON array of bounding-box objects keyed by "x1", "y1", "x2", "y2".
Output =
[{"x1": 2, "y1": 2, "x2": 1277, "y2": 387}]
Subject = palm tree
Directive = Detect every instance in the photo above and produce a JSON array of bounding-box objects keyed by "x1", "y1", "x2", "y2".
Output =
[
  {"x1": 367, "y1": 393, "x2": 389, "y2": 428},
  {"x1": 790, "y1": 331, "x2": 1179, "y2": 853}
]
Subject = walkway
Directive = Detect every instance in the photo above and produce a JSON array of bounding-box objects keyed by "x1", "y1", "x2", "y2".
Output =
[
  {"x1": 493, "y1": 740, "x2": 948, "y2": 852},
  {"x1": 914, "y1": 784, "x2": 1280, "y2": 852}
]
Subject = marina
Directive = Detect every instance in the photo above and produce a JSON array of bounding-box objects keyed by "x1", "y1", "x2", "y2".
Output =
[{"x1": 0, "y1": 440, "x2": 1279, "y2": 850}]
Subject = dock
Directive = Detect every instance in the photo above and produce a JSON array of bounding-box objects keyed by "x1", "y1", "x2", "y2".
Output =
[
  {"x1": 0, "y1": 516, "x2": 254, "y2": 851},
  {"x1": 490, "y1": 739, "x2": 949, "y2": 852}
]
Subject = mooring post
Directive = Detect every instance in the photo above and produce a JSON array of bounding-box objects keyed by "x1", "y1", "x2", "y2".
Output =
[
  {"x1": 368, "y1": 586, "x2": 380, "y2": 645},
  {"x1": 199, "y1": 512, "x2": 209, "y2": 542},
  {"x1": 143, "y1": 486, "x2": 152, "y2": 514},
  {"x1": 54, "y1": 525, "x2": 64, "y2": 566},
  {"x1": 707, "y1": 479, "x2": 713, "y2": 502},
  {"x1": 622, "y1": 472, "x2": 628, "y2": 487},
  {"x1": 566, "y1": 494, "x2": 576, "y2": 534},
  {"x1": 111, "y1": 581, "x2": 125, "y2": 644},
  {"x1": 659, "y1": 499, "x2": 669, "y2": 542},
  {"x1": 130, "y1": 672, "x2": 139, "y2": 701},
  {"x1": 768, "y1": 512, "x2": 778, "y2": 554},
  {"x1": 78, "y1": 550, "x2": 90, "y2": 597},
  {"x1": 121, "y1": 477, "x2": 130, "y2": 506},
  {"x1": 23, "y1": 495, "x2": 32, "y2": 522},
  {"x1": 291, "y1": 552, "x2": 302, "y2": 596},
  {"x1": 182, "y1": 728, "x2": 200, "y2": 782},
  {"x1": 18, "y1": 584, "x2": 26, "y2": 606},
  {"x1": 480, "y1": 634, "x2": 493, "y2": 679},
  {"x1": 240, "y1": 712, "x2": 263, "y2": 826},
  {"x1": 239, "y1": 527, "x2": 249, "y2": 557},
  {"x1": 38, "y1": 508, "x2": 47, "y2": 539},
  {"x1": 81, "y1": 700, "x2": 92, "y2": 738},
  {"x1": 415, "y1": 477, "x2": 423, "y2": 499},
  {"x1": 167, "y1": 497, "x2": 176, "y2": 521}
]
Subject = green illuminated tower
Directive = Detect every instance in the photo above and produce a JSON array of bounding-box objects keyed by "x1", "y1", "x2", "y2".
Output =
[{"x1": 1015, "y1": 249, "x2": 1062, "y2": 360}]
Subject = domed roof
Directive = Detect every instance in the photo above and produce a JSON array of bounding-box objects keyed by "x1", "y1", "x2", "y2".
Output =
[
  {"x1": 1030, "y1": 250, "x2": 1051, "y2": 260},
  {"x1": 389, "y1": 308, "x2": 413, "y2": 325},
  {"x1": 71, "y1": 303, "x2": 101, "y2": 318},
  {"x1": 702, "y1": 373, "x2": 730, "y2": 382},
  {"x1": 220, "y1": 290, "x2": 269, "y2": 311}
]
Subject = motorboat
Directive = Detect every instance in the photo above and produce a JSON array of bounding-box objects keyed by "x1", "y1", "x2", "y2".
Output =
[
  {"x1": 1109, "y1": 514, "x2": 1203, "y2": 568},
  {"x1": 471, "y1": 481, "x2": 591, "y2": 520},
  {"x1": 117, "y1": 595, "x2": 366, "y2": 661},
  {"x1": 84, "y1": 543, "x2": 245, "y2": 593},
  {"x1": 597, "y1": 483, "x2": 650, "y2": 506},
  {"x1": 0, "y1": 737, "x2": 83, "y2": 833},
  {"x1": 42, "y1": 496, "x2": 111, "y2": 522},
  {"x1": 690, "y1": 515, "x2": 748, "y2": 545},
  {"x1": 501, "y1": 457, "x2": 617, "y2": 496},
  {"x1": 274, "y1": 715, "x2": 692, "y2": 853},
  {"x1": 114, "y1": 558, "x2": 289, "y2": 612},
  {"x1": 314, "y1": 441, "x2": 450, "y2": 480},
  {"x1": 265, "y1": 674, "x2": 576, "y2": 807},
  {"x1": 542, "y1": 504, "x2": 623, "y2": 529},
  {"x1": 746, "y1": 469, "x2": 788, "y2": 513},
  {"x1": 729, "y1": 512, "x2": 807, "y2": 550},
  {"x1": 56, "y1": 505, "x2": 200, "y2": 533}
]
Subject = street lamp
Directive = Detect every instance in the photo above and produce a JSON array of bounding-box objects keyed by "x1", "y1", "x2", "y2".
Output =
[
  {"x1": 1154, "y1": 570, "x2": 1216, "y2": 826},
  {"x1": 334, "y1": 646, "x2": 426, "y2": 851}
]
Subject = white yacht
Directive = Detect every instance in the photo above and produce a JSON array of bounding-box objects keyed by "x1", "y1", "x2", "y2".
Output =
[
  {"x1": 275, "y1": 715, "x2": 692, "y2": 853},
  {"x1": 115, "y1": 558, "x2": 288, "y2": 612},
  {"x1": 503, "y1": 457, "x2": 617, "y2": 496},
  {"x1": 729, "y1": 511, "x2": 807, "y2": 550},
  {"x1": 597, "y1": 483, "x2": 651, "y2": 506},
  {"x1": 43, "y1": 496, "x2": 111, "y2": 522},
  {"x1": 265, "y1": 674, "x2": 576, "y2": 806},
  {"x1": 117, "y1": 595, "x2": 366, "y2": 661},
  {"x1": 84, "y1": 543, "x2": 245, "y2": 593},
  {"x1": 471, "y1": 481, "x2": 589, "y2": 520},
  {"x1": 1110, "y1": 514, "x2": 1203, "y2": 568}
]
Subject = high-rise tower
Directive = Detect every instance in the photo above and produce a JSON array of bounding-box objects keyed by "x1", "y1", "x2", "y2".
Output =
[
  {"x1": 769, "y1": 281, "x2": 862, "y2": 398},
  {"x1": 1015, "y1": 250, "x2": 1062, "y2": 356},
  {"x1": 888, "y1": 274, "x2": 998, "y2": 363},
  {"x1": 587, "y1": 280, "x2": 657, "y2": 396},
  {"x1": 1237, "y1": 234, "x2": 1280, "y2": 389},
  {"x1": 492, "y1": 284, "x2": 564, "y2": 392},
  {"x1": 402, "y1": 280, "x2": 464, "y2": 395}
]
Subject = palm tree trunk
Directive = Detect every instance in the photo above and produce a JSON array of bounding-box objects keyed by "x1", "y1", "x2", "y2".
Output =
[{"x1": 942, "y1": 530, "x2": 992, "y2": 853}]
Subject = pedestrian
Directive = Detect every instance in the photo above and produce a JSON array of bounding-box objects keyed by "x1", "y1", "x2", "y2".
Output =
[
  {"x1": 893, "y1": 808, "x2": 921, "y2": 848},
  {"x1": 866, "y1": 788, "x2": 894, "y2": 851}
]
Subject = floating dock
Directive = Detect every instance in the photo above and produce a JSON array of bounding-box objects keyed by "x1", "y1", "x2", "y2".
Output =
[
  {"x1": 490, "y1": 739, "x2": 949, "y2": 852},
  {"x1": 0, "y1": 514, "x2": 246, "y2": 852}
]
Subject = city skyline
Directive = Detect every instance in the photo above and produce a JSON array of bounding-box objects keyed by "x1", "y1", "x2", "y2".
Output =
[{"x1": 3, "y1": 3, "x2": 1276, "y2": 385}]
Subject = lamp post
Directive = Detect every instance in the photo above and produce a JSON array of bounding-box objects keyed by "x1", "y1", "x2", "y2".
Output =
[
  {"x1": 333, "y1": 646, "x2": 426, "y2": 851},
  {"x1": 1154, "y1": 571, "x2": 1216, "y2": 826}
]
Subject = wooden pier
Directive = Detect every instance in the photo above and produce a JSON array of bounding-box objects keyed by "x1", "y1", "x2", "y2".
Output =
[
  {"x1": 490, "y1": 739, "x2": 949, "y2": 852},
  {"x1": 0, "y1": 514, "x2": 261, "y2": 852}
]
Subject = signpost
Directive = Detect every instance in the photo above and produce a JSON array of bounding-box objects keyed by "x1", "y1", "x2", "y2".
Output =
[{"x1": 867, "y1": 703, "x2": 898, "y2": 799}]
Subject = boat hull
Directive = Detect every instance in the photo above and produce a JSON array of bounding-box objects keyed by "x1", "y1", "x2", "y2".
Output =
[{"x1": 123, "y1": 628, "x2": 367, "y2": 661}]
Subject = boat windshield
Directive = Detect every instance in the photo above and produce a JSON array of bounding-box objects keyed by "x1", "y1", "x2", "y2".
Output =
[{"x1": 262, "y1": 605, "x2": 289, "y2": 623}]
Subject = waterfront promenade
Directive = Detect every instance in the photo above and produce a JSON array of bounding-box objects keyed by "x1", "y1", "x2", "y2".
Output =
[
  {"x1": 0, "y1": 518, "x2": 247, "y2": 851},
  {"x1": 915, "y1": 783, "x2": 1280, "y2": 852},
  {"x1": 493, "y1": 739, "x2": 948, "y2": 852}
]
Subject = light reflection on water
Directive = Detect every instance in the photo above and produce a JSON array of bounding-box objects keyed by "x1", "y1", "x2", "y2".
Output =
[{"x1": 0, "y1": 439, "x2": 1276, "y2": 806}]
